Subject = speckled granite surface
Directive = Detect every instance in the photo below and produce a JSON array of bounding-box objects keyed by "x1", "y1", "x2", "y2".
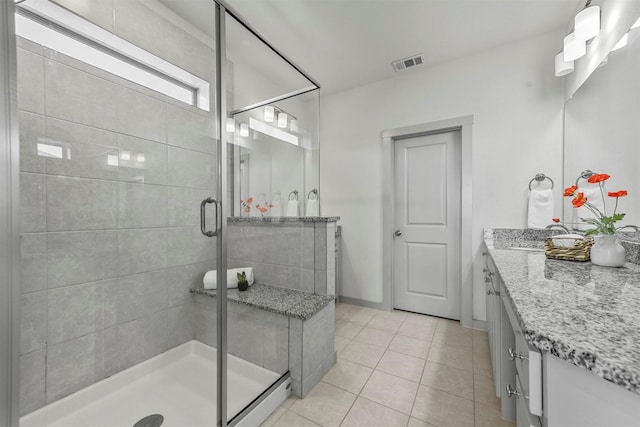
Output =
[
  {"x1": 191, "y1": 283, "x2": 334, "y2": 320},
  {"x1": 484, "y1": 228, "x2": 640, "y2": 395},
  {"x1": 227, "y1": 216, "x2": 340, "y2": 223}
]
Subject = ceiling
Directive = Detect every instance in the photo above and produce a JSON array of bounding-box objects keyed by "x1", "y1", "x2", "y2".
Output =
[{"x1": 162, "y1": 0, "x2": 582, "y2": 94}]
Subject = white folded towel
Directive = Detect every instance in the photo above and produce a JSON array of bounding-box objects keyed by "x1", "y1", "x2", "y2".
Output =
[
  {"x1": 203, "y1": 267, "x2": 254, "y2": 290},
  {"x1": 306, "y1": 199, "x2": 319, "y2": 217},
  {"x1": 286, "y1": 200, "x2": 299, "y2": 217},
  {"x1": 527, "y1": 188, "x2": 554, "y2": 229},
  {"x1": 572, "y1": 186, "x2": 604, "y2": 231},
  {"x1": 551, "y1": 233, "x2": 584, "y2": 248}
]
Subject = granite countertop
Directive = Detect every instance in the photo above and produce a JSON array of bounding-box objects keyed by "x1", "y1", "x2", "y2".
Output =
[
  {"x1": 484, "y1": 229, "x2": 640, "y2": 395},
  {"x1": 228, "y1": 216, "x2": 340, "y2": 223},
  {"x1": 190, "y1": 283, "x2": 334, "y2": 320}
]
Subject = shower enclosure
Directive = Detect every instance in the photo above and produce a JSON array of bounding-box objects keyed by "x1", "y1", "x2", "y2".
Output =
[{"x1": 0, "y1": 0, "x2": 320, "y2": 426}]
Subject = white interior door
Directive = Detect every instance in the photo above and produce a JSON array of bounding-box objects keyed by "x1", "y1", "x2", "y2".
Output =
[{"x1": 393, "y1": 131, "x2": 461, "y2": 319}]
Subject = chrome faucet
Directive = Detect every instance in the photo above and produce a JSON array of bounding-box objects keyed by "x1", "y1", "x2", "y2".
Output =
[{"x1": 545, "y1": 224, "x2": 570, "y2": 234}]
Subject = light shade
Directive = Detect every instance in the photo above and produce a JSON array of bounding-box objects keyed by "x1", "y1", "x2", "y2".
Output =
[
  {"x1": 555, "y1": 52, "x2": 574, "y2": 76},
  {"x1": 564, "y1": 33, "x2": 586, "y2": 61},
  {"x1": 277, "y1": 112, "x2": 288, "y2": 129},
  {"x1": 264, "y1": 106, "x2": 275, "y2": 122},
  {"x1": 226, "y1": 118, "x2": 235, "y2": 132},
  {"x1": 612, "y1": 33, "x2": 628, "y2": 51},
  {"x1": 575, "y1": 6, "x2": 600, "y2": 41},
  {"x1": 290, "y1": 119, "x2": 299, "y2": 133},
  {"x1": 240, "y1": 123, "x2": 249, "y2": 137}
]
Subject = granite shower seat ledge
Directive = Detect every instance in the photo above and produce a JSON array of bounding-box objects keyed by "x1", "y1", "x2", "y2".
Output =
[
  {"x1": 484, "y1": 228, "x2": 640, "y2": 395},
  {"x1": 190, "y1": 284, "x2": 334, "y2": 320},
  {"x1": 227, "y1": 216, "x2": 340, "y2": 223}
]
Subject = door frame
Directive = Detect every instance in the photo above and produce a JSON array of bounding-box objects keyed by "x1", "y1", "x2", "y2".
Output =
[{"x1": 382, "y1": 115, "x2": 473, "y2": 328}]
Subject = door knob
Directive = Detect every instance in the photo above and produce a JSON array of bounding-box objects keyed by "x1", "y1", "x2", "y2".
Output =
[{"x1": 394, "y1": 230, "x2": 402, "y2": 237}]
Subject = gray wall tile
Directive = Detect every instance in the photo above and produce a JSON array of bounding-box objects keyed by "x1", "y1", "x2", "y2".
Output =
[
  {"x1": 47, "y1": 231, "x2": 118, "y2": 288},
  {"x1": 167, "y1": 146, "x2": 215, "y2": 189},
  {"x1": 168, "y1": 187, "x2": 212, "y2": 227},
  {"x1": 47, "y1": 282, "x2": 104, "y2": 344},
  {"x1": 46, "y1": 176, "x2": 118, "y2": 231},
  {"x1": 113, "y1": 85, "x2": 167, "y2": 142},
  {"x1": 166, "y1": 226, "x2": 215, "y2": 267},
  {"x1": 20, "y1": 350, "x2": 46, "y2": 416},
  {"x1": 228, "y1": 303, "x2": 263, "y2": 367},
  {"x1": 118, "y1": 182, "x2": 168, "y2": 228},
  {"x1": 18, "y1": 111, "x2": 45, "y2": 173},
  {"x1": 166, "y1": 104, "x2": 215, "y2": 154},
  {"x1": 117, "y1": 135, "x2": 168, "y2": 185},
  {"x1": 193, "y1": 297, "x2": 217, "y2": 347},
  {"x1": 166, "y1": 262, "x2": 212, "y2": 307},
  {"x1": 44, "y1": 118, "x2": 119, "y2": 180},
  {"x1": 20, "y1": 233, "x2": 47, "y2": 294},
  {"x1": 20, "y1": 292, "x2": 46, "y2": 355},
  {"x1": 46, "y1": 332, "x2": 104, "y2": 403},
  {"x1": 289, "y1": 317, "x2": 303, "y2": 382},
  {"x1": 167, "y1": 304, "x2": 194, "y2": 349},
  {"x1": 138, "y1": 311, "x2": 169, "y2": 362},
  {"x1": 263, "y1": 311, "x2": 289, "y2": 374},
  {"x1": 52, "y1": 0, "x2": 115, "y2": 32},
  {"x1": 314, "y1": 227, "x2": 327, "y2": 270},
  {"x1": 164, "y1": 23, "x2": 215, "y2": 80},
  {"x1": 20, "y1": 173, "x2": 46, "y2": 233},
  {"x1": 113, "y1": 0, "x2": 165, "y2": 59},
  {"x1": 117, "y1": 228, "x2": 168, "y2": 275},
  {"x1": 44, "y1": 60, "x2": 119, "y2": 130},
  {"x1": 17, "y1": 48, "x2": 44, "y2": 114}
]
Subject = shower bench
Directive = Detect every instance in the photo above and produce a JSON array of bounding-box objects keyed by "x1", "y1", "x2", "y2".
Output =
[{"x1": 191, "y1": 283, "x2": 336, "y2": 398}]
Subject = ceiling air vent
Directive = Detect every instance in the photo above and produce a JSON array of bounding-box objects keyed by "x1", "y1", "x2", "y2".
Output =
[{"x1": 392, "y1": 54, "x2": 425, "y2": 72}]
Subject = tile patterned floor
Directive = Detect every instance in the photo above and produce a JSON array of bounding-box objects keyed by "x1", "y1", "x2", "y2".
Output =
[{"x1": 261, "y1": 303, "x2": 515, "y2": 427}]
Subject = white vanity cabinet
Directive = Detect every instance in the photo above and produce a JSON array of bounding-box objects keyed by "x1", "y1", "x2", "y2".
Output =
[{"x1": 483, "y1": 252, "x2": 502, "y2": 397}]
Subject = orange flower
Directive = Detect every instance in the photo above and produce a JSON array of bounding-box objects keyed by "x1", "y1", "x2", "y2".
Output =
[
  {"x1": 268, "y1": 203, "x2": 274, "y2": 208},
  {"x1": 608, "y1": 190, "x2": 628, "y2": 198},
  {"x1": 258, "y1": 207, "x2": 268, "y2": 213},
  {"x1": 563, "y1": 185, "x2": 577, "y2": 197},
  {"x1": 587, "y1": 173, "x2": 610, "y2": 184},
  {"x1": 246, "y1": 197, "x2": 253, "y2": 204},
  {"x1": 552, "y1": 218, "x2": 560, "y2": 223},
  {"x1": 572, "y1": 192, "x2": 587, "y2": 208}
]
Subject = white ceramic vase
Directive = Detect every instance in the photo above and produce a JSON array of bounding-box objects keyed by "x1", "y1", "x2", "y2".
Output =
[{"x1": 590, "y1": 234, "x2": 626, "y2": 267}]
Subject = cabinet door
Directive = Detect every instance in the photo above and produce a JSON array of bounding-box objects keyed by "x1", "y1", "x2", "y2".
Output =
[{"x1": 500, "y1": 296, "x2": 517, "y2": 422}]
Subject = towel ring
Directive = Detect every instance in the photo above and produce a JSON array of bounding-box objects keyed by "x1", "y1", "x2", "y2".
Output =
[
  {"x1": 575, "y1": 170, "x2": 595, "y2": 186},
  {"x1": 288, "y1": 190, "x2": 298, "y2": 201},
  {"x1": 307, "y1": 189, "x2": 318, "y2": 200},
  {"x1": 528, "y1": 173, "x2": 554, "y2": 191}
]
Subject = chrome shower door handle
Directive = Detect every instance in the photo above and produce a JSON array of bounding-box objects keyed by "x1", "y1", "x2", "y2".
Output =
[{"x1": 200, "y1": 197, "x2": 218, "y2": 237}]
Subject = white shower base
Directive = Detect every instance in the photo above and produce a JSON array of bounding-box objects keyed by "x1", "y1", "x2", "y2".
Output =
[{"x1": 20, "y1": 341, "x2": 288, "y2": 427}]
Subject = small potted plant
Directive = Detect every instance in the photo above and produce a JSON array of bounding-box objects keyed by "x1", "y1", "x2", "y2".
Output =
[{"x1": 237, "y1": 271, "x2": 249, "y2": 291}]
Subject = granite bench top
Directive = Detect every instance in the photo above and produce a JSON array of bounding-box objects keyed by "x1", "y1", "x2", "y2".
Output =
[
  {"x1": 484, "y1": 228, "x2": 640, "y2": 395},
  {"x1": 190, "y1": 283, "x2": 334, "y2": 320},
  {"x1": 228, "y1": 216, "x2": 340, "y2": 223}
]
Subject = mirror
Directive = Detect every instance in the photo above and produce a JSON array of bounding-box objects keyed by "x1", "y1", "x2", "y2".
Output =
[{"x1": 563, "y1": 26, "x2": 640, "y2": 229}]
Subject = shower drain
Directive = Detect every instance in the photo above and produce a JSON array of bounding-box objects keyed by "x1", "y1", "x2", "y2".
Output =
[{"x1": 133, "y1": 414, "x2": 164, "y2": 427}]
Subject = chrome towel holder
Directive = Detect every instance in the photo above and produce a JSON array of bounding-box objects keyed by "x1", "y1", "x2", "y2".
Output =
[
  {"x1": 575, "y1": 170, "x2": 595, "y2": 186},
  {"x1": 528, "y1": 173, "x2": 554, "y2": 190},
  {"x1": 288, "y1": 190, "x2": 298, "y2": 201},
  {"x1": 307, "y1": 188, "x2": 318, "y2": 200}
]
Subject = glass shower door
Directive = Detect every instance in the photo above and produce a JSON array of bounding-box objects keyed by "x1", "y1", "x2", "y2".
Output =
[{"x1": 13, "y1": 0, "x2": 222, "y2": 426}]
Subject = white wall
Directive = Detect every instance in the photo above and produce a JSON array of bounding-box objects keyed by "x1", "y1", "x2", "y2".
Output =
[{"x1": 321, "y1": 31, "x2": 565, "y2": 321}]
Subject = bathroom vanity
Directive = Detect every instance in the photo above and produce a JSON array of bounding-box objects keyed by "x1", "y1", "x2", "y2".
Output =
[{"x1": 483, "y1": 229, "x2": 640, "y2": 427}]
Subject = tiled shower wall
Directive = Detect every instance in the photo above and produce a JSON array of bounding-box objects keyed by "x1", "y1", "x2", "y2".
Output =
[{"x1": 17, "y1": 0, "x2": 218, "y2": 415}]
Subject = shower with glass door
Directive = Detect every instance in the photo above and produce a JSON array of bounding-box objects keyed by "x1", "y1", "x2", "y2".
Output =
[{"x1": 0, "y1": 0, "x2": 320, "y2": 426}]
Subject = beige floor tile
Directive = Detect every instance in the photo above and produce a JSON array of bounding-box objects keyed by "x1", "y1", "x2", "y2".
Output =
[
  {"x1": 336, "y1": 320, "x2": 364, "y2": 340},
  {"x1": 472, "y1": 332, "x2": 490, "y2": 356},
  {"x1": 397, "y1": 321, "x2": 437, "y2": 342},
  {"x1": 376, "y1": 350, "x2": 425, "y2": 382},
  {"x1": 341, "y1": 397, "x2": 409, "y2": 427},
  {"x1": 281, "y1": 395, "x2": 298, "y2": 409},
  {"x1": 432, "y1": 328, "x2": 473, "y2": 351},
  {"x1": 473, "y1": 374, "x2": 500, "y2": 410},
  {"x1": 402, "y1": 312, "x2": 440, "y2": 328},
  {"x1": 353, "y1": 326, "x2": 394, "y2": 348},
  {"x1": 272, "y1": 410, "x2": 321, "y2": 427},
  {"x1": 322, "y1": 358, "x2": 373, "y2": 394},
  {"x1": 261, "y1": 406, "x2": 287, "y2": 426},
  {"x1": 334, "y1": 336, "x2": 351, "y2": 353},
  {"x1": 408, "y1": 417, "x2": 437, "y2": 427},
  {"x1": 411, "y1": 385, "x2": 474, "y2": 427},
  {"x1": 341, "y1": 341, "x2": 386, "y2": 368},
  {"x1": 420, "y1": 361, "x2": 474, "y2": 401},
  {"x1": 343, "y1": 307, "x2": 380, "y2": 325},
  {"x1": 360, "y1": 370, "x2": 419, "y2": 415},
  {"x1": 335, "y1": 303, "x2": 355, "y2": 320},
  {"x1": 388, "y1": 334, "x2": 431, "y2": 359},
  {"x1": 436, "y1": 319, "x2": 472, "y2": 338},
  {"x1": 472, "y1": 349, "x2": 493, "y2": 378},
  {"x1": 367, "y1": 314, "x2": 403, "y2": 333},
  {"x1": 427, "y1": 341, "x2": 473, "y2": 372},
  {"x1": 474, "y1": 402, "x2": 516, "y2": 427},
  {"x1": 289, "y1": 382, "x2": 356, "y2": 427}
]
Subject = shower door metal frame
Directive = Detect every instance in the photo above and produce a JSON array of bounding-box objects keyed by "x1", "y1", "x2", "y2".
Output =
[{"x1": 0, "y1": 0, "x2": 21, "y2": 426}]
